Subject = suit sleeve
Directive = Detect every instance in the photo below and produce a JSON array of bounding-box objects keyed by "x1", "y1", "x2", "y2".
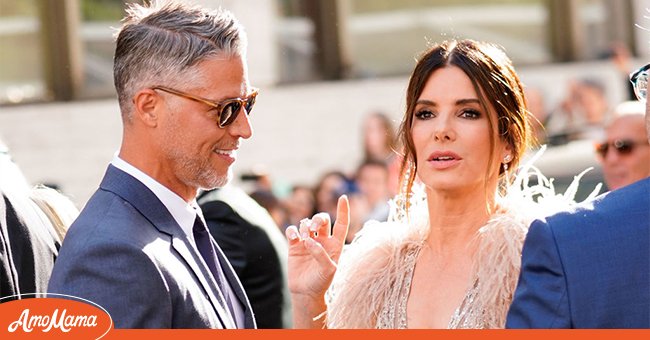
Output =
[
  {"x1": 48, "y1": 238, "x2": 172, "y2": 328},
  {"x1": 0, "y1": 194, "x2": 19, "y2": 300},
  {"x1": 506, "y1": 219, "x2": 571, "y2": 328}
]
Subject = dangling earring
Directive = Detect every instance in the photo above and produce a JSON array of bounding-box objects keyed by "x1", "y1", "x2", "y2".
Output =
[
  {"x1": 502, "y1": 154, "x2": 512, "y2": 167},
  {"x1": 502, "y1": 154, "x2": 512, "y2": 184},
  {"x1": 393, "y1": 160, "x2": 413, "y2": 222},
  {"x1": 400, "y1": 160, "x2": 412, "y2": 196}
]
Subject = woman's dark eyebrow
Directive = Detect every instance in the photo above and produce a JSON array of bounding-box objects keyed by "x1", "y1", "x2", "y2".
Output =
[
  {"x1": 456, "y1": 98, "x2": 480, "y2": 105},
  {"x1": 415, "y1": 99, "x2": 436, "y2": 107},
  {"x1": 415, "y1": 98, "x2": 480, "y2": 107}
]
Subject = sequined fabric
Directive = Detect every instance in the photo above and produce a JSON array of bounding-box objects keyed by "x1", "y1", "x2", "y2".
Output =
[
  {"x1": 375, "y1": 244, "x2": 486, "y2": 329},
  {"x1": 376, "y1": 244, "x2": 420, "y2": 328}
]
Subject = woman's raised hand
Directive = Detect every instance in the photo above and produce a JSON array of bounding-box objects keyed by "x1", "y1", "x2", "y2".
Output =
[{"x1": 285, "y1": 195, "x2": 349, "y2": 301}]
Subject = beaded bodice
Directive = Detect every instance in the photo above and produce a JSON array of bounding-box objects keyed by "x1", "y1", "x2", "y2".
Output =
[{"x1": 375, "y1": 244, "x2": 485, "y2": 329}]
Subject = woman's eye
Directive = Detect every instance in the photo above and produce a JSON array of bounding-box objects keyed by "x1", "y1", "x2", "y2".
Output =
[
  {"x1": 459, "y1": 109, "x2": 480, "y2": 119},
  {"x1": 415, "y1": 110, "x2": 435, "y2": 119}
]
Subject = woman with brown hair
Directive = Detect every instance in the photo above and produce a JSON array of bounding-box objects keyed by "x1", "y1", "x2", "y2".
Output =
[
  {"x1": 361, "y1": 112, "x2": 402, "y2": 195},
  {"x1": 286, "y1": 39, "x2": 592, "y2": 329}
]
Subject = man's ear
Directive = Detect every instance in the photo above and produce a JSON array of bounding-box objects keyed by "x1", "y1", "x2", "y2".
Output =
[{"x1": 132, "y1": 88, "x2": 160, "y2": 127}]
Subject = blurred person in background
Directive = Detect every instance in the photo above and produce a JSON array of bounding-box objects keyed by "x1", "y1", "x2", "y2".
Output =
[
  {"x1": 249, "y1": 189, "x2": 288, "y2": 231},
  {"x1": 595, "y1": 100, "x2": 650, "y2": 190},
  {"x1": 604, "y1": 41, "x2": 637, "y2": 101},
  {"x1": 198, "y1": 186, "x2": 292, "y2": 328},
  {"x1": 284, "y1": 185, "x2": 316, "y2": 230},
  {"x1": 507, "y1": 61, "x2": 650, "y2": 329},
  {"x1": 313, "y1": 171, "x2": 366, "y2": 245},
  {"x1": 547, "y1": 78, "x2": 609, "y2": 143},
  {"x1": 346, "y1": 160, "x2": 391, "y2": 244},
  {"x1": 313, "y1": 171, "x2": 352, "y2": 223},
  {"x1": 361, "y1": 112, "x2": 401, "y2": 196},
  {"x1": 48, "y1": 1, "x2": 257, "y2": 328},
  {"x1": 524, "y1": 86, "x2": 549, "y2": 145},
  {"x1": 240, "y1": 165, "x2": 273, "y2": 193},
  {"x1": 1, "y1": 138, "x2": 78, "y2": 301},
  {"x1": 286, "y1": 40, "x2": 592, "y2": 329}
]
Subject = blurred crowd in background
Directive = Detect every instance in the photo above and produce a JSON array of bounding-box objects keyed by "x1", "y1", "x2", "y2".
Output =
[{"x1": 243, "y1": 111, "x2": 401, "y2": 242}]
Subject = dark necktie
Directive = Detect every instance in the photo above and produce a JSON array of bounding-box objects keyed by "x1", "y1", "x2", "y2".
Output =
[{"x1": 192, "y1": 215, "x2": 238, "y2": 325}]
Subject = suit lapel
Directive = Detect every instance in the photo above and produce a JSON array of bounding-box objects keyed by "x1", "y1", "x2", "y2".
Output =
[
  {"x1": 212, "y1": 237, "x2": 256, "y2": 328},
  {"x1": 99, "y1": 165, "x2": 236, "y2": 328},
  {"x1": 170, "y1": 236, "x2": 236, "y2": 328}
]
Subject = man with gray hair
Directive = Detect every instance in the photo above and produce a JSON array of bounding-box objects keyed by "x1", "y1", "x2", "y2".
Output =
[
  {"x1": 595, "y1": 100, "x2": 649, "y2": 190},
  {"x1": 48, "y1": 0, "x2": 257, "y2": 328}
]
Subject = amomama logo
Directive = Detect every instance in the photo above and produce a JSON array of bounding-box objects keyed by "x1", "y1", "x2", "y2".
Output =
[
  {"x1": 0, "y1": 293, "x2": 113, "y2": 339},
  {"x1": 8, "y1": 308, "x2": 98, "y2": 332}
]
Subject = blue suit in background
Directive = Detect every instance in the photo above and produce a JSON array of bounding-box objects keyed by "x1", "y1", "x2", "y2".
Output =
[
  {"x1": 48, "y1": 166, "x2": 255, "y2": 328},
  {"x1": 506, "y1": 178, "x2": 650, "y2": 328}
]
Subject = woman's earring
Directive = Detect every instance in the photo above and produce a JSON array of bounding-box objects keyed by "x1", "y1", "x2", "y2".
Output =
[
  {"x1": 503, "y1": 154, "x2": 512, "y2": 166},
  {"x1": 393, "y1": 160, "x2": 414, "y2": 222},
  {"x1": 502, "y1": 154, "x2": 512, "y2": 184},
  {"x1": 401, "y1": 161, "x2": 412, "y2": 195}
]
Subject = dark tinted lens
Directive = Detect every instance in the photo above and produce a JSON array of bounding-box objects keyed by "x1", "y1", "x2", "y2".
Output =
[
  {"x1": 614, "y1": 140, "x2": 634, "y2": 154},
  {"x1": 244, "y1": 96, "x2": 255, "y2": 114},
  {"x1": 220, "y1": 102, "x2": 241, "y2": 126}
]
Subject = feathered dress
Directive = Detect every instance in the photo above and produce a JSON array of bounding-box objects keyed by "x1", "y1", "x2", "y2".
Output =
[{"x1": 324, "y1": 148, "x2": 600, "y2": 329}]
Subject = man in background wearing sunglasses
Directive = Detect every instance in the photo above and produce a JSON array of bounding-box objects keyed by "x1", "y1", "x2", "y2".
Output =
[
  {"x1": 596, "y1": 100, "x2": 650, "y2": 190},
  {"x1": 506, "y1": 61, "x2": 650, "y2": 328},
  {"x1": 48, "y1": 1, "x2": 257, "y2": 328}
]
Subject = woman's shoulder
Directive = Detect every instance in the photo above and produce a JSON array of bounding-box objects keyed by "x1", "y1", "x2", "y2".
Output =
[
  {"x1": 326, "y1": 218, "x2": 423, "y2": 328},
  {"x1": 480, "y1": 209, "x2": 529, "y2": 236}
]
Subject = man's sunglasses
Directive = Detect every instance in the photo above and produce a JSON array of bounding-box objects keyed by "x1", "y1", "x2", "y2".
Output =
[
  {"x1": 595, "y1": 139, "x2": 649, "y2": 158},
  {"x1": 152, "y1": 86, "x2": 258, "y2": 128},
  {"x1": 629, "y1": 63, "x2": 650, "y2": 101}
]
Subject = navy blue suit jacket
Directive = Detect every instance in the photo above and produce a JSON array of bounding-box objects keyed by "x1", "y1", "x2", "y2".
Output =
[
  {"x1": 48, "y1": 165, "x2": 256, "y2": 328},
  {"x1": 507, "y1": 178, "x2": 650, "y2": 328}
]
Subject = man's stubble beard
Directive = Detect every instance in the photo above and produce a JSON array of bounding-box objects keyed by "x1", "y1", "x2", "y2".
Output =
[
  {"x1": 160, "y1": 126, "x2": 231, "y2": 192},
  {"x1": 172, "y1": 149, "x2": 232, "y2": 190}
]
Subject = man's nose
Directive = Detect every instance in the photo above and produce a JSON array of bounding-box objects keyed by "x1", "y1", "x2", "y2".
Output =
[{"x1": 228, "y1": 108, "x2": 253, "y2": 139}]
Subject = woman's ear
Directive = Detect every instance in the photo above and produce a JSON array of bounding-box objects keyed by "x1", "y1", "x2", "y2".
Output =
[{"x1": 132, "y1": 89, "x2": 159, "y2": 127}]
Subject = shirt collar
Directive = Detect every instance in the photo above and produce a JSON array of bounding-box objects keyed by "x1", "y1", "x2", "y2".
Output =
[{"x1": 110, "y1": 154, "x2": 200, "y2": 243}]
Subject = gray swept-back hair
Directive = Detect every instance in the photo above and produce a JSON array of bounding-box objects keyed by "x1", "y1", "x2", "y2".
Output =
[{"x1": 113, "y1": 0, "x2": 247, "y2": 120}]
